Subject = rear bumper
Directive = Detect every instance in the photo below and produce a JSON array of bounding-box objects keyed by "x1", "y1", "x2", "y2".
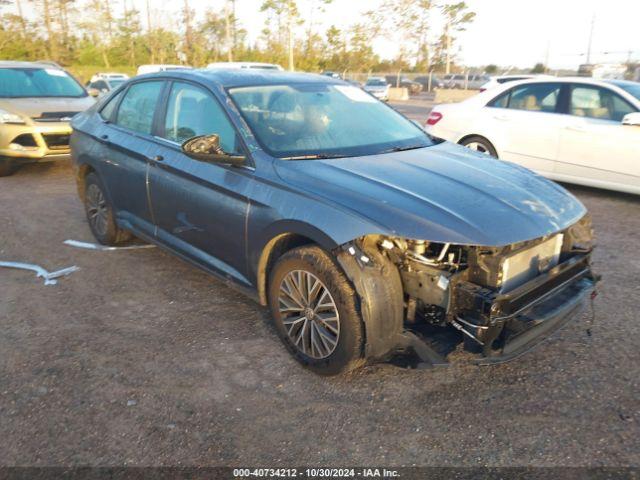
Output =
[{"x1": 452, "y1": 253, "x2": 596, "y2": 363}]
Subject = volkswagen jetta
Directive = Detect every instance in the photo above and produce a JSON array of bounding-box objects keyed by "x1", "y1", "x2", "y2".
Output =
[{"x1": 70, "y1": 70, "x2": 597, "y2": 375}]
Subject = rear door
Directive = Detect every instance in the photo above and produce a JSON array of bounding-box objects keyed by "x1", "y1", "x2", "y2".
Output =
[
  {"x1": 147, "y1": 80, "x2": 254, "y2": 284},
  {"x1": 99, "y1": 80, "x2": 166, "y2": 236},
  {"x1": 485, "y1": 82, "x2": 564, "y2": 174},
  {"x1": 556, "y1": 83, "x2": 640, "y2": 190}
]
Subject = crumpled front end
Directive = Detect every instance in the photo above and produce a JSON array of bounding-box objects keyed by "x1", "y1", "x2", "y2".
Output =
[{"x1": 339, "y1": 214, "x2": 598, "y2": 365}]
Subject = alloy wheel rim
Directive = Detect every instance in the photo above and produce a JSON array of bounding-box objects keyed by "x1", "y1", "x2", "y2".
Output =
[
  {"x1": 278, "y1": 270, "x2": 340, "y2": 359},
  {"x1": 86, "y1": 184, "x2": 109, "y2": 236},
  {"x1": 465, "y1": 141, "x2": 491, "y2": 155}
]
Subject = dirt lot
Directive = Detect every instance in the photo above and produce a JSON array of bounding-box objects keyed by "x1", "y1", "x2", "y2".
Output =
[{"x1": 1, "y1": 153, "x2": 639, "y2": 467}]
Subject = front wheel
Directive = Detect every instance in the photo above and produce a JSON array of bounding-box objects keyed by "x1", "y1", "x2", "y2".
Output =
[
  {"x1": 268, "y1": 246, "x2": 365, "y2": 375},
  {"x1": 460, "y1": 135, "x2": 498, "y2": 158}
]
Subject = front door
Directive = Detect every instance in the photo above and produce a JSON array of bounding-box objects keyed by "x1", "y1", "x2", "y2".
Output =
[
  {"x1": 147, "y1": 80, "x2": 254, "y2": 285},
  {"x1": 489, "y1": 82, "x2": 564, "y2": 174}
]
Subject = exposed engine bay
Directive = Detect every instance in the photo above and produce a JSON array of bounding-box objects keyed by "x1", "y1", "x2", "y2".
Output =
[{"x1": 338, "y1": 214, "x2": 597, "y2": 364}]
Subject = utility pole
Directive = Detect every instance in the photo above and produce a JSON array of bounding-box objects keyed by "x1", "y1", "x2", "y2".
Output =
[
  {"x1": 287, "y1": 5, "x2": 294, "y2": 71},
  {"x1": 183, "y1": 0, "x2": 193, "y2": 65},
  {"x1": 15, "y1": 0, "x2": 28, "y2": 38},
  {"x1": 225, "y1": 0, "x2": 233, "y2": 61},
  {"x1": 146, "y1": 0, "x2": 152, "y2": 31},
  {"x1": 445, "y1": 22, "x2": 451, "y2": 75},
  {"x1": 232, "y1": 0, "x2": 237, "y2": 51},
  {"x1": 288, "y1": 18, "x2": 294, "y2": 71},
  {"x1": 586, "y1": 13, "x2": 595, "y2": 64},
  {"x1": 544, "y1": 39, "x2": 550, "y2": 72}
]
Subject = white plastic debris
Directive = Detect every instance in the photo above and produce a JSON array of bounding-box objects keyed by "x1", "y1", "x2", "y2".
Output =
[
  {"x1": 0, "y1": 261, "x2": 80, "y2": 286},
  {"x1": 64, "y1": 239, "x2": 156, "y2": 251},
  {"x1": 437, "y1": 274, "x2": 450, "y2": 291}
]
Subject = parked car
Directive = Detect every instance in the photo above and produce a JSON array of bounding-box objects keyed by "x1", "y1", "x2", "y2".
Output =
[
  {"x1": 384, "y1": 75, "x2": 422, "y2": 94},
  {"x1": 414, "y1": 75, "x2": 445, "y2": 91},
  {"x1": 136, "y1": 64, "x2": 192, "y2": 75},
  {"x1": 363, "y1": 77, "x2": 390, "y2": 101},
  {"x1": 321, "y1": 71, "x2": 342, "y2": 79},
  {"x1": 479, "y1": 74, "x2": 553, "y2": 92},
  {"x1": 89, "y1": 72, "x2": 129, "y2": 83},
  {"x1": 71, "y1": 70, "x2": 597, "y2": 375},
  {"x1": 444, "y1": 74, "x2": 490, "y2": 90},
  {"x1": 86, "y1": 74, "x2": 130, "y2": 97},
  {"x1": 0, "y1": 61, "x2": 95, "y2": 176},
  {"x1": 207, "y1": 62, "x2": 284, "y2": 71},
  {"x1": 425, "y1": 77, "x2": 640, "y2": 195}
]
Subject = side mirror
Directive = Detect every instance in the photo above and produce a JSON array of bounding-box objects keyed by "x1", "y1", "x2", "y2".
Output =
[
  {"x1": 87, "y1": 87, "x2": 100, "y2": 97},
  {"x1": 181, "y1": 134, "x2": 245, "y2": 167},
  {"x1": 622, "y1": 112, "x2": 640, "y2": 126}
]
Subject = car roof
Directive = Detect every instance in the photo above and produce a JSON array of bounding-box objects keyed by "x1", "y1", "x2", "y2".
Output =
[
  {"x1": 503, "y1": 76, "x2": 625, "y2": 87},
  {"x1": 138, "y1": 68, "x2": 344, "y2": 88},
  {"x1": 605, "y1": 79, "x2": 640, "y2": 89},
  {"x1": 208, "y1": 62, "x2": 280, "y2": 67},
  {"x1": 464, "y1": 75, "x2": 640, "y2": 107},
  {"x1": 0, "y1": 60, "x2": 62, "y2": 69}
]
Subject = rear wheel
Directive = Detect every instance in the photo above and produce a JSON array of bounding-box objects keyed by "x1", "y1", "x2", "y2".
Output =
[
  {"x1": 0, "y1": 158, "x2": 19, "y2": 177},
  {"x1": 83, "y1": 172, "x2": 132, "y2": 245},
  {"x1": 460, "y1": 135, "x2": 498, "y2": 158},
  {"x1": 268, "y1": 246, "x2": 365, "y2": 375}
]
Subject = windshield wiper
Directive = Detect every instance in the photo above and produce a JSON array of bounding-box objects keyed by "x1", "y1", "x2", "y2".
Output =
[
  {"x1": 281, "y1": 153, "x2": 348, "y2": 160},
  {"x1": 381, "y1": 144, "x2": 427, "y2": 154}
]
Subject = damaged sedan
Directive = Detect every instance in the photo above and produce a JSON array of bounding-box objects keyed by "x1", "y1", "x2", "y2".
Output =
[{"x1": 70, "y1": 69, "x2": 597, "y2": 375}]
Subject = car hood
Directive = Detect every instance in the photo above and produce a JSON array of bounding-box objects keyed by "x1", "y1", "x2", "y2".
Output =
[
  {"x1": 0, "y1": 96, "x2": 95, "y2": 118},
  {"x1": 273, "y1": 142, "x2": 587, "y2": 246}
]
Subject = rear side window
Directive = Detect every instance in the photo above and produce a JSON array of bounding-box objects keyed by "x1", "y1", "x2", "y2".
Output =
[
  {"x1": 497, "y1": 77, "x2": 526, "y2": 84},
  {"x1": 99, "y1": 90, "x2": 124, "y2": 120},
  {"x1": 115, "y1": 81, "x2": 164, "y2": 134},
  {"x1": 569, "y1": 85, "x2": 636, "y2": 122},
  {"x1": 488, "y1": 83, "x2": 561, "y2": 112}
]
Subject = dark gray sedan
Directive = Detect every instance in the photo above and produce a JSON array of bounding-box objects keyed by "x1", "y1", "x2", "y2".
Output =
[{"x1": 70, "y1": 70, "x2": 597, "y2": 375}]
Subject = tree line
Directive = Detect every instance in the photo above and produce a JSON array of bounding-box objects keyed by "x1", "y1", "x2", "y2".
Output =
[{"x1": 0, "y1": 0, "x2": 475, "y2": 74}]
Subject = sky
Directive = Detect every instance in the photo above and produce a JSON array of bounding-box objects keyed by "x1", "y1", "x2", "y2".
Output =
[{"x1": 108, "y1": 0, "x2": 640, "y2": 69}]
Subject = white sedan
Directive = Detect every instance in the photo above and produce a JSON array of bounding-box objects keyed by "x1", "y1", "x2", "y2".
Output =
[{"x1": 425, "y1": 77, "x2": 640, "y2": 195}]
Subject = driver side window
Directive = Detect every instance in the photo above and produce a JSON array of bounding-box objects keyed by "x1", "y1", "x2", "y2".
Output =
[{"x1": 162, "y1": 81, "x2": 238, "y2": 154}]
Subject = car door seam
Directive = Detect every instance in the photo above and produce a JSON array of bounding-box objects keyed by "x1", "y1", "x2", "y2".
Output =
[{"x1": 145, "y1": 160, "x2": 157, "y2": 234}]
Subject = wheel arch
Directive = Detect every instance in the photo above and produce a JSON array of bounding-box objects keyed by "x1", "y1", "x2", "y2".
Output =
[
  {"x1": 256, "y1": 232, "x2": 325, "y2": 306},
  {"x1": 74, "y1": 159, "x2": 96, "y2": 200},
  {"x1": 457, "y1": 133, "x2": 500, "y2": 158}
]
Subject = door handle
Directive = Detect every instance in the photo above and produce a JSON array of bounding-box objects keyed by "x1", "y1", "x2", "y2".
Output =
[
  {"x1": 493, "y1": 114, "x2": 509, "y2": 121},
  {"x1": 147, "y1": 154, "x2": 164, "y2": 162},
  {"x1": 565, "y1": 125, "x2": 586, "y2": 132}
]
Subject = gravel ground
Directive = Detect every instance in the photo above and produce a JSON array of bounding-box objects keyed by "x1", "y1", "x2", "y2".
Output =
[{"x1": 0, "y1": 151, "x2": 638, "y2": 467}]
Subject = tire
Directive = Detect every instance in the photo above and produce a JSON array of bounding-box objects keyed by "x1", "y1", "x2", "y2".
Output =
[
  {"x1": 0, "y1": 158, "x2": 19, "y2": 177},
  {"x1": 83, "y1": 172, "x2": 132, "y2": 245},
  {"x1": 460, "y1": 135, "x2": 498, "y2": 158},
  {"x1": 268, "y1": 245, "x2": 365, "y2": 375}
]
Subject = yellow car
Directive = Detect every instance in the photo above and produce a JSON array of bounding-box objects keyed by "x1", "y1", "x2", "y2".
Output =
[{"x1": 0, "y1": 61, "x2": 95, "y2": 176}]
